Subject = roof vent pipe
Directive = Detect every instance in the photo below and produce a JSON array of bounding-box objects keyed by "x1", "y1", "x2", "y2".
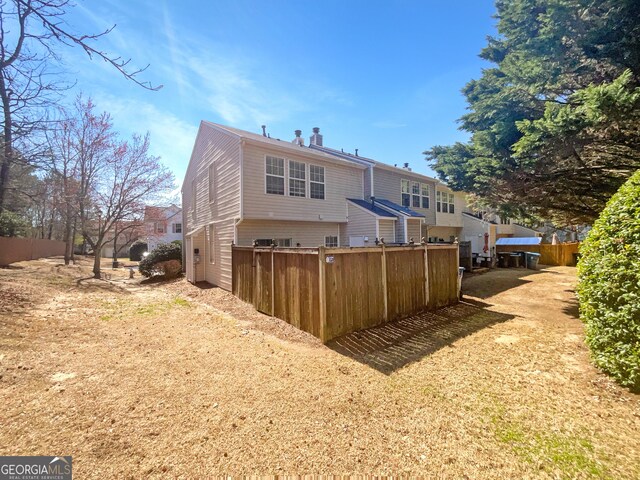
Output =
[
  {"x1": 355, "y1": 148, "x2": 359, "y2": 156},
  {"x1": 261, "y1": 125, "x2": 267, "y2": 137},
  {"x1": 310, "y1": 127, "x2": 323, "y2": 146},
  {"x1": 292, "y1": 130, "x2": 304, "y2": 146}
]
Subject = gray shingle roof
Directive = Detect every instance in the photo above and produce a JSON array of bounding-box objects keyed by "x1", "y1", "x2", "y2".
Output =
[
  {"x1": 347, "y1": 198, "x2": 397, "y2": 218},
  {"x1": 374, "y1": 198, "x2": 424, "y2": 218}
]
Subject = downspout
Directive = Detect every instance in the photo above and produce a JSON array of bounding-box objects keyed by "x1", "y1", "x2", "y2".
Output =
[
  {"x1": 369, "y1": 166, "x2": 375, "y2": 197},
  {"x1": 404, "y1": 217, "x2": 408, "y2": 244}
]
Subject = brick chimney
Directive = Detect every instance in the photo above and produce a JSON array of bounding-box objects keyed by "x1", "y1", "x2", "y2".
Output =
[{"x1": 309, "y1": 127, "x2": 323, "y2": 146}]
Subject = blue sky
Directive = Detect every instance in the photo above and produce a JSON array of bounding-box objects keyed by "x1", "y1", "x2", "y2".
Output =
[{"x1": 60, "y1": 0, "x2": 497, "y2": 190}]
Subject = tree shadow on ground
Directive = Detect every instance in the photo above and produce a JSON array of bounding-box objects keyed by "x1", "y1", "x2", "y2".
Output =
[
  {"x1": 327, "y1": 299, "x2": 515, "y2": 375},
  {"x1": 74, "y1": 276, "x2": 131, "y2": 294},
  {"x1": 562, "y1": 289, "x2": 580, "y2": 320},
  {"x1": 462, "y1": 267, "x2": 551, "y2": 299}
]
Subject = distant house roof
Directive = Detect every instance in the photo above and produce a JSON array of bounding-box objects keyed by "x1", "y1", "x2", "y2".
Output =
[
  {"x1": 144, "y1": 204, "x2": 182, "y2": 222},
  {"x1": 374, "y1": 198, "x2": 425, "y2": 218},
  {"x1": 347, "y1": 198, "x2": 397, "y2": 218},
  {"x1": 496, "y1": 237, "x2": 542, "y2": 246}
]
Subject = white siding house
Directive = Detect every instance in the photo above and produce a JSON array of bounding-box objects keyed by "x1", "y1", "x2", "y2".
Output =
[
  {"x1": 144, "y1": 204, "x2": 183, "y2": 250},
  {"x1": 182, "y1": 122, "x2": 366, "y2": 289},
  {"x1": 182, "y1": 123, "x2": 467, "y2": 289}
]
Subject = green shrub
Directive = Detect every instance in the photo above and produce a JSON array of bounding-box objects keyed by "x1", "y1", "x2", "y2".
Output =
[
  {"x1": 577, "y1": 170, "x2": 640, "y2": 392},
  {"x1": 139, "y1": 243, "x2": 182, "y2": 278},
  {"x1": 129, "y1": 241, "x2": 148, "y2": 261},
  {"x1": 0, "y1": 211, "x2": 28, "y2": 237},
  {"x1": 171, "y1": 239, "x2": 182, "y2": 246}
]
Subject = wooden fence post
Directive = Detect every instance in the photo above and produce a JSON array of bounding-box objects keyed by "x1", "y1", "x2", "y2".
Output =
[
  {"x1": 270, "y1": 245, "x2": 275, "y2": 316},
  {"x1": 252, "y1": 246, "x2": 258, "y2": 309},
  {"x1": 381, "y1": 243, "x2": 388, "y2": 322},
  {"x1": 423, "y1": 243, "x2": 430, "y2": 308},
  {"x1": 318, "y1": 246, "x2": 327, "y2": 342}
]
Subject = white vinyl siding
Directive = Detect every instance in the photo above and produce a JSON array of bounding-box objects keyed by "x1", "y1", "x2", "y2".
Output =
[
  {"x1": 345, "y1": 202, "x2": 377, "y2": 244},
  {"x1": 289, "y1": 160, "x2": 306, "y2": 197},
  {"x1": 374, "y1": 168, "x2": 436, "y2": 224},
  {"x1": 208, "y1": 163, "x2": 216, "y2": 203},
  {"x1": 266, "y1": 156, "x2": 285, "y2": 195},
  {"x1": 378, "y1": 219, "x2": 395, "y2": 243},
  {"x1": 207, "y1": 225, "x2": 216, "y2": 264},
  {"x1": 242, "y1": 144, "x2": 363, "y2": 222},
  {"x1": 237, "y1": 220, "x2": 341, "y2": 248},
  {"x1": 182, "y1": 122, "x2": 241, "y2": 290},
  {"x1": 407, "y1": 219, "x2": 422, "y2": 243}
]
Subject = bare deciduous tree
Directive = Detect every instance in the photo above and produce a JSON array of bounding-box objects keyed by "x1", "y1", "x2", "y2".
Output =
[{"x1": 0, "y1": 0, "x2": 161, "y2": 213}]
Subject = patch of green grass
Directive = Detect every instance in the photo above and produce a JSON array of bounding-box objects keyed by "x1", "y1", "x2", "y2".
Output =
[
  {"x1": 490, "y1": 409, "x2": 607, "y2": 478},
  {"x1": 172, "y1": 297, "x2": 191, "y2": 307}
]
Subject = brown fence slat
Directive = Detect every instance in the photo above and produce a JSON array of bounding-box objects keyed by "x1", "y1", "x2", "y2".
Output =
[{"x1": 232, "y1": 244, "x2": 459, "y2": 343}]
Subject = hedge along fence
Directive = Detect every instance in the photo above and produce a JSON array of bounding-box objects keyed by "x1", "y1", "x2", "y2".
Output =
[
  {"x1": 0, "y1": 237, "x2": 66, "y2": 266},
  {"x1": 496, "y1": 242, "x2": 580, "y2": 266},
  {"x1": 232, "y1": 244, "x2": 459, "y2": 342}
]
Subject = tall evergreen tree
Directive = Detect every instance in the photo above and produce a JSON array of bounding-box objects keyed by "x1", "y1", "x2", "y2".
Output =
[{"x1": 425, "y1": 0, "x2": 640, "y2": 223}]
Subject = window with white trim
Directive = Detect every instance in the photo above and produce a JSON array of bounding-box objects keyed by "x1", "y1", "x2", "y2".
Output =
[
  {"x1": 255, "y1": 238, "x2": 292, "y2": 247},
  {"x1": 420, "y1": 183, "x2": 430, "y2": 209},
  {"x1": 289, "y1": 160, "x2": 306, "y2": 197},
  {"x1": 172, "y1": 223, "x2": 182, "y2": 234},
  {"x1": 448, "y1": 193, "x2": 455, "y2": 213},
  {"x1": 207, "y1": 225, "x2": 215, "y2": 264},
  {"x1": 310, "y1": 165, "x2": 325, "y2": 199},
  {"x1": 208, "y1": 163, "x2": 216, "y2": 203},
  {"x1": 411, "y1": 182, "x2": 420, "y2": 208},
  {"x1": 401, "y1": 179, "x2": 410, "y2": 207},
  {"x1": 325, "y1": 236, "x2": 338, "y2": 247},
  {"x1": 154, "y1": 222, "x2": 165, "y2": 234},
  {"x1": 441, "y1": 191, "x2": 449, "y2": 213},
  {"x1": 266, "y1": 156, "x2": 285, "y2": 195},
  {"x1": 436, "y1": 191, "x2": 441, "y2": 212}
]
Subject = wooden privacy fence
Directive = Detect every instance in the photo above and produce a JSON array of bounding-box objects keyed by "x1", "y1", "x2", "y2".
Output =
[
  {"x1": 496, "y1": 242, "x2": 580, "y2": 266},
  {"x1": 232, "y1": 244, "x2": 460, "y2": 342},
  {"x1": 0, "y1": 237, "x2": 66, "y2": 266}
]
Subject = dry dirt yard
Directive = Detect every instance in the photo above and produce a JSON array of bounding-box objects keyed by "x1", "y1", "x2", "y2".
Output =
[{"x1": 1, "y1": 257, "x2": 639, "y2": 478}]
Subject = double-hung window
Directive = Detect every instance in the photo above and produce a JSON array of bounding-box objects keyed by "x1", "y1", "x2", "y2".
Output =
[
  {"x1": 310, "y1": 165, "x2": 325, "y2": 199},
  {"x1": 325, "y1": 236, "x2": 338, "y2": 247},
  {"x1": 289, "y1": 160, "x2": 306, "y2": 197},
  {"x1": 420, "y1": 183, "x2": 430, "y2": 209},
  {"x1": 401, "y1": 179, "x2": 410, "y2": 207},
  {"x1": 411, "y1": 182, "x2": 420, "y2": 208},
  {"x1": 173, "y1": 223, "x2": 182, "y2": 234},
  {"x1": 436, "y1": 191, "x2": 441, "y2": 212},
  {"x1": 448, "y1": 193, "x2": 455, "y2": 213},
  {"x1": 266, "y1": 156, "x2": 285, "y2": 195}
]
